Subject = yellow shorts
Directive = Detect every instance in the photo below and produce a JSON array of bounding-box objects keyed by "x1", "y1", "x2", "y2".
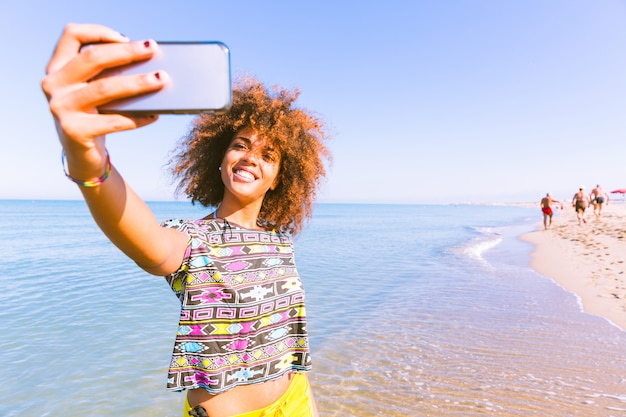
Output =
[{"x1": 183, "y1": 373, "x2": 314, "y2": 417}]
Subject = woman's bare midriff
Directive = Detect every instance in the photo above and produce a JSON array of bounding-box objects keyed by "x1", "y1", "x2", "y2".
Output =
[{"x1": 187, "y1": 372, "x2": 294, "y2": 417}]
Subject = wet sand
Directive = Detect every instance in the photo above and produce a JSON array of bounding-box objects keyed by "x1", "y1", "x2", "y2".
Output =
[{"x1": 522, "y1": 200, "x2": 626, "y2": 331}]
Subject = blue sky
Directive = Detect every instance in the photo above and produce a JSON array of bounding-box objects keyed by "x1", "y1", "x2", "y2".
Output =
[{"x1": 2, "y1": 0, "x2": 626, "y2": 204}]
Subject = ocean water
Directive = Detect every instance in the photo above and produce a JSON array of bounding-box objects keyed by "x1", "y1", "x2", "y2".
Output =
[{"x1": 1, "y1": 200, "x2": 626, "y2": 416}]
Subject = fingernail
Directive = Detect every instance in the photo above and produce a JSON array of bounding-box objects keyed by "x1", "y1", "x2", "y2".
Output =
[
  {"x1": 149, "y1": 71, "x2": 168, "y2": 85},
  {"x1": 144, "y1": 40, "x2": 151, "y2": 48}
]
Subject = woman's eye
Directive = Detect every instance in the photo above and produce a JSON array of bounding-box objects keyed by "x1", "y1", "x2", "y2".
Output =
[{"x1": 263, "y1": 152, "x2": 280, "y2": 163}]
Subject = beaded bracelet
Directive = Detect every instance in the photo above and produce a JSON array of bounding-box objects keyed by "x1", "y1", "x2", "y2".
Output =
[{"x1": 61, "y1": 150, "x2": 112, "y2": 187}]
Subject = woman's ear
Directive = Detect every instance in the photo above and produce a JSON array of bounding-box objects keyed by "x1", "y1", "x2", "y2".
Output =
[{"x1": 270, "y1": 172, "x2": 281, "y2": 191}]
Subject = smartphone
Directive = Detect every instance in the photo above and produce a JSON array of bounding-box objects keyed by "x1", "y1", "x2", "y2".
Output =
[{"x1": 87, "y1": 41, "x2": 231, "y2": 114}]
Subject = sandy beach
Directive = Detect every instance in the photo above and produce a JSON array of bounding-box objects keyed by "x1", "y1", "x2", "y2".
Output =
[{"x1": 522, "y1": 199, "x2": 626, "y2": 331}]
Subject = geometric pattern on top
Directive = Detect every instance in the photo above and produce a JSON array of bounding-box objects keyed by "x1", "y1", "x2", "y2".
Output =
[{"x1": 161, "y1": 218, "x2": 312, "y2": 394}]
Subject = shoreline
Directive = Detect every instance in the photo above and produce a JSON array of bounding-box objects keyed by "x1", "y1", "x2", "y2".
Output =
[{"x1": 521, "y1": 200, "x2": 626, "y2": 331}]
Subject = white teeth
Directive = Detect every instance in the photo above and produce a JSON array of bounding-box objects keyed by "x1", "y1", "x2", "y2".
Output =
[{"x1": 235, "y1": 169, "x2": 255, "y2": 181}]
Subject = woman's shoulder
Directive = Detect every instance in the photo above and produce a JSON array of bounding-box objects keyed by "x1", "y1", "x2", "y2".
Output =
[{"x1": 161, "y1": 218, "x2": 223, "y2": 234}]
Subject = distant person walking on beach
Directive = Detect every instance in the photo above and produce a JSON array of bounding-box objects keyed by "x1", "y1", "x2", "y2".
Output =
[
  {"x1": 572, "y1": 186, "x2": 591, "y2": 225},
  {"x1": 590, "y1": 184, "x2": 610, "y2": 219},
  {"x1": 540, "y1": 193, "x2": 563, "y2": 230}
]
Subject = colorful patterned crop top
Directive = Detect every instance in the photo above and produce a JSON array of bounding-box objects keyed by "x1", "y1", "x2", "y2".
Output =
[{"x1": 161, "y1": 219, "x2": 312, "y2": 394}]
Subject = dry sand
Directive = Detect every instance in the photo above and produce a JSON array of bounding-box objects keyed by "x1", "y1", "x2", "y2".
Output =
[{"x1": 521, "y1": 200, "x2": 626, "y2": 331}]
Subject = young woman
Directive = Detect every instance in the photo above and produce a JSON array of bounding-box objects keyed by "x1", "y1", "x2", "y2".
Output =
[{"x1": 42, "y1": 23, "x2": 330, "y2": 417}]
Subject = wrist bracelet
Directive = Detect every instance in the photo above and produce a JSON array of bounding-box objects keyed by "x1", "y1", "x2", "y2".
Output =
[{"x1": 61, "y1": 149, "x2": 112, "y2": 187}]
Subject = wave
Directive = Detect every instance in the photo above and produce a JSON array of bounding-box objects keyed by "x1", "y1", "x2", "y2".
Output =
[{"x1": 452, "y1": 226, "x2": 503, "y2": 266}]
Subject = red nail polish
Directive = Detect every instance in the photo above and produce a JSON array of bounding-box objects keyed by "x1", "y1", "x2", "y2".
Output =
[
  {"x1": 154, "y1": 72, "x2": 161, "y2": 80},
  {"x1": 144, "y1": 40, "x2": 151, "y2": 48}
]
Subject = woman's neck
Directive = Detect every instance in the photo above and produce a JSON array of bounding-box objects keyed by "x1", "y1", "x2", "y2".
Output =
[{"x1": 212, "y1": 203, "x2": 262, "y2": 230}]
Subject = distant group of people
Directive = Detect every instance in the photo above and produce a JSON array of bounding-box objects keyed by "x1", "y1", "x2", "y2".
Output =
[{"x1": 540, "y1": 184, "x2": 610, "y2": 229}]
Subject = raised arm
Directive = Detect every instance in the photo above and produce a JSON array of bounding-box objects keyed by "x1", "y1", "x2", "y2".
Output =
[{"x1": 42, "y1": 23, "x2": 188, "y2": 276}]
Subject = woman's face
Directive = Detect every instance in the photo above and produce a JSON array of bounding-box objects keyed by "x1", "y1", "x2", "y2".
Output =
[{"x1": 220, "y1": 127, "x2": 281, "y2": 206}]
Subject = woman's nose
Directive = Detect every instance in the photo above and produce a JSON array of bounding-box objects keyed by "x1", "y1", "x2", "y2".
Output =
[{"x1": 241, "y1": 149, "x2": 260, "y2": 164}]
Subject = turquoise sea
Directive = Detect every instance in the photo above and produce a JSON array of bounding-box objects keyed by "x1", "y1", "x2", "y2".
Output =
[{"x1": 1, "y1": 200, "x2": 626, "y2": 416}]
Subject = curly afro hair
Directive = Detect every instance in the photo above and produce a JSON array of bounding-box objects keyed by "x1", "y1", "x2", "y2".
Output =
[{"x1": 169, "y1": 76, "x2": 331, "y2": 236}]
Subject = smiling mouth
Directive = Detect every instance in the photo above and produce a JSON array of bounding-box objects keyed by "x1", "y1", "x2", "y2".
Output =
[{"x1": 234, "y1": 169, "x2": 256, "y2": 182}]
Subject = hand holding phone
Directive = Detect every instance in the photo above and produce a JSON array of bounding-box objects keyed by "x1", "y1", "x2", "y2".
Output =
[{"x1": 86, "y1": 41, "x2": 232, "y2": 115}]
